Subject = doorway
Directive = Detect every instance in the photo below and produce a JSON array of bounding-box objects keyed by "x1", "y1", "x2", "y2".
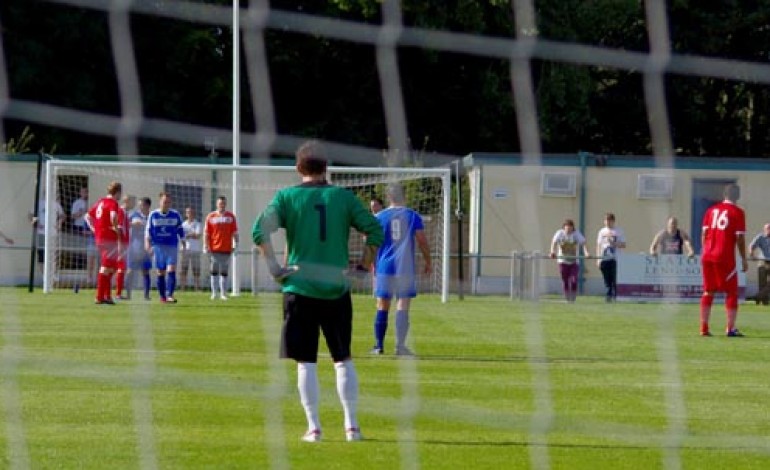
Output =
[{"x1": 691, "y1": 178, "x2": 737, "y2": 253}]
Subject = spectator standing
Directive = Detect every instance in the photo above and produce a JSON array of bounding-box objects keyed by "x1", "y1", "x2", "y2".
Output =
[
  {"x1": 180, "y1": 207, "x2": 203, "y2": 291},
  {"x1": 30, "y1": 189, "x2": 66, "y2": 284},
  {"x1": 71, "y1": 186, "x2": 97, "y2": 287},
  {"x1": 596, "y1": 213, "x2": 626, "y2": 302},
  {"x1": 550, "y1": 219, "x2": 590, "y2": 303},
  {"x1": 649, "y1": 216, "x2": 694, "y2": 256},
  {"x1": 699, "y1": 184, "x2": 747, "y2": 337},
  {"x1": 252, "y1": 140, "x2": 383, "y2": 443}
]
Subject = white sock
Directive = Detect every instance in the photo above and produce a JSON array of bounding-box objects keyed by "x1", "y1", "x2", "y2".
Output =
[
  {"x1": 334, "y1": 360, "x2": 359, "y2": 430},
  {"x1": 210, "y1": 275, "x2": 218, "y2": 295},
  {"x1": 298, "y1": 362, "x2": 321, "y2": 431},
  {"x1": 395, "y1": 310, "x2": 410, "y2": 350},
  {"x1": 219, "y1": 275, "x2": 227, "y2": 295}
]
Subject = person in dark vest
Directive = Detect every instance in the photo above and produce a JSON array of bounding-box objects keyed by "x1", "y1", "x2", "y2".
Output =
[{"x1": 649, "y1": 216, "x2": 694, "y2": 257}]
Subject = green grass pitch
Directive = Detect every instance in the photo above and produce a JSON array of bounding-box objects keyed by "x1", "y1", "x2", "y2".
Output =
[{"x1": 1, "y1": 288, "x2": 770, "y2": 469}]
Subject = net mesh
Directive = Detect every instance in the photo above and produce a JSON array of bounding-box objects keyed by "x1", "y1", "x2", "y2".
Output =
[
  {"x1": 44, "y1": 161, "x2": 450, "y2": 298},
  {"x1": 3, "y1": 1, "x2": 770, "y2": 469}
]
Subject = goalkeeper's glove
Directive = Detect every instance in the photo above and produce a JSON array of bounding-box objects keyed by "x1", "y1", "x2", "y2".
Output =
[{"x1": 267, "y1": 259, "x2": 299, "y2": 282}]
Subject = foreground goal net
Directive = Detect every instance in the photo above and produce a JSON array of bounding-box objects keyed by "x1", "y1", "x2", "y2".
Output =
[
  {"x1": 43, "y1": 159, "x2": 451, "y2": 301},
  {"x1": 5, "y1": 0, "x2": 770, "y2": 469}
]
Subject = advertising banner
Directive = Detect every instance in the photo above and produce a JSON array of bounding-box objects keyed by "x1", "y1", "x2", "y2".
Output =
[{"x1": 616, "y1": 253, "x2": 745, "y2": 302}]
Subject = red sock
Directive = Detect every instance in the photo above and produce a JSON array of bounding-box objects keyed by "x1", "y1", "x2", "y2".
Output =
[
  {"x1": 105, "y1": 272, "x2": 114, "y2": 300},
  {"x1": 700, "y1": 294, "x2": 713, "y2": 332},
  {"x1": 725, "y1": 292, "x2": 738, "y2": 332},
  {"x1": 98, "y1": 272, "x2": 112, "y2": 301},
  {"x1": 116, "y1": 271, "x2": 125, "y2": 296},
  {"x1": 96, "y1": 272, "x2": 105, "y2": 301}
]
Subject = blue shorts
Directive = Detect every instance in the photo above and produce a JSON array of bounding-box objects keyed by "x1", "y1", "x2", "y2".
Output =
[
  {"x1": 375, "y1": 273, "x2": 417, "y2": 299},
  {"x1": 152, "y1": 245, "x2": 179, "y2": 271}
]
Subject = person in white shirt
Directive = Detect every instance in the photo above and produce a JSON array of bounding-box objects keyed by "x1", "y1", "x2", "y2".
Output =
[
  {"x1": 596, "y1": 212, "x2": 626, "y2": 303},
  {"x1": 550, "y1": 219, "x2": 590, "y2": 302},
  {"x1": 179, "y1": 206, "x2": 203, "y2": 291},
  {"x1": 29, "y1": 192, "x2": 66, "y2": 284},
  {"x1": 71, "y1": 186, "x2": 97, "y2": 288}
]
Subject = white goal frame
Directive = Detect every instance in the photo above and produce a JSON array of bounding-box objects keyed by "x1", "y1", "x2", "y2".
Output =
[{"x1": 43, "y1": 160, "x2": 451, "y2": 302}]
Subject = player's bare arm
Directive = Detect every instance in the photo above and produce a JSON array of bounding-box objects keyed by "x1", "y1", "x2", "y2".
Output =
[
  {"x1": 84, "y1": 213, "x2": 95, "y2": 233},
  {"x1": 737, "y1": 233, "x2": 748, "y2": 272},
  {"x1": 416, "y1": 230, "x2": 432, "y2": 274},
  {"x1": 360, "y1": 244, "x2": 379, "y2": 271}
]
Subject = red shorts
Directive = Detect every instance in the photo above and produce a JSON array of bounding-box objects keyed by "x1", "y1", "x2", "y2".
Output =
[
  {"x1": 701, "y1": 259, "x2": 738, "y2": 294},
  {"x1": 97, "y1": 242, "x2": 121, "y2": 270}
]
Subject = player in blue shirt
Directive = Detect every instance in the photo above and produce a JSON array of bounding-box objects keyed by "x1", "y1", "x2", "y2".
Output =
[
  {"x1": 127, "y1": 197, "x2": 153, "y2": 300},
  {"x1": 372, "y1": 184, "x2": 432, "y2": 356},
  {"x1": 145, "y1": 192, "x2": 185, "y2": 303}
]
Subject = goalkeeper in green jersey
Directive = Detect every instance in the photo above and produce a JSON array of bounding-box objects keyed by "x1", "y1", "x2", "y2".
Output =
[{"x1": 252, "y1": 140, "x2": 383, "y2": 443}]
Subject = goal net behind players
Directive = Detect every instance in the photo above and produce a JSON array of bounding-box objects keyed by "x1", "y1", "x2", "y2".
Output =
[{"x1": 43, "y1": 160, "x2": 451, "y2": 301}]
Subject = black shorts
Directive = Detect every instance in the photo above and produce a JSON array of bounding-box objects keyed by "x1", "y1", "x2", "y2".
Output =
[{"x1": 281, "y1": 292, "x2": 353, "y2": 363}]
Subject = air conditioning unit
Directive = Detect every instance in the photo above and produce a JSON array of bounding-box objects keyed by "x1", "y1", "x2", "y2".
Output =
[
  {"x1": 540, "y1": 171, "x2": 577, "y2": 197},
  {"x1": 637, "y1": 174, "x2": 674, "y2": 200}
]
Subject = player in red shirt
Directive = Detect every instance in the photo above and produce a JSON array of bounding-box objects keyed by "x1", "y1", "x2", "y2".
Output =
[
  {"x1": 84, "y1": 181, "x2": 123, "y2": 305},
  {"x1": 700, "y1": 183, "x2": 748, "y2": 337},
  {"x1": 114, "y1": 195, "x2": 134, "y2": 300}
]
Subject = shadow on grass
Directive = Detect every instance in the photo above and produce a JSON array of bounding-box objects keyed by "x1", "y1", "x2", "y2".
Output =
[
  {"x1": 360, "y1": 354, "x2": 662, "y2": 364},
  {"x1": 360, "y1": 438, "x2": 765, "y2": 452}
]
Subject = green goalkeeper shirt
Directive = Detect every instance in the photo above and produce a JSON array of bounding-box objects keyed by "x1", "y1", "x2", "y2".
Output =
[{"x1": 252, "y1": 181, "x2": 384, "y2": 299}]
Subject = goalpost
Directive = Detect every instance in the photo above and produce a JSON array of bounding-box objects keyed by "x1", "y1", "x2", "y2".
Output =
[{"x1": 43, "y1": 159, "x2": 451, "y2": 302}]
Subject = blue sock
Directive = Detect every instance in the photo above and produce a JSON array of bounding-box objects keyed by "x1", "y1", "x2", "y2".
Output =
[
  {"x1": 157, "y1": 275, "x2": 166, "y2": 300},
  {"x1": 143, "y1": 273, "x2": 151, "y2": 298},
  {"x1": 374, "y1": 310, "x2": 389, "y2": 349},
  {"x1": 167, "y1": 271, "x2": 176, "y2": 297}
]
